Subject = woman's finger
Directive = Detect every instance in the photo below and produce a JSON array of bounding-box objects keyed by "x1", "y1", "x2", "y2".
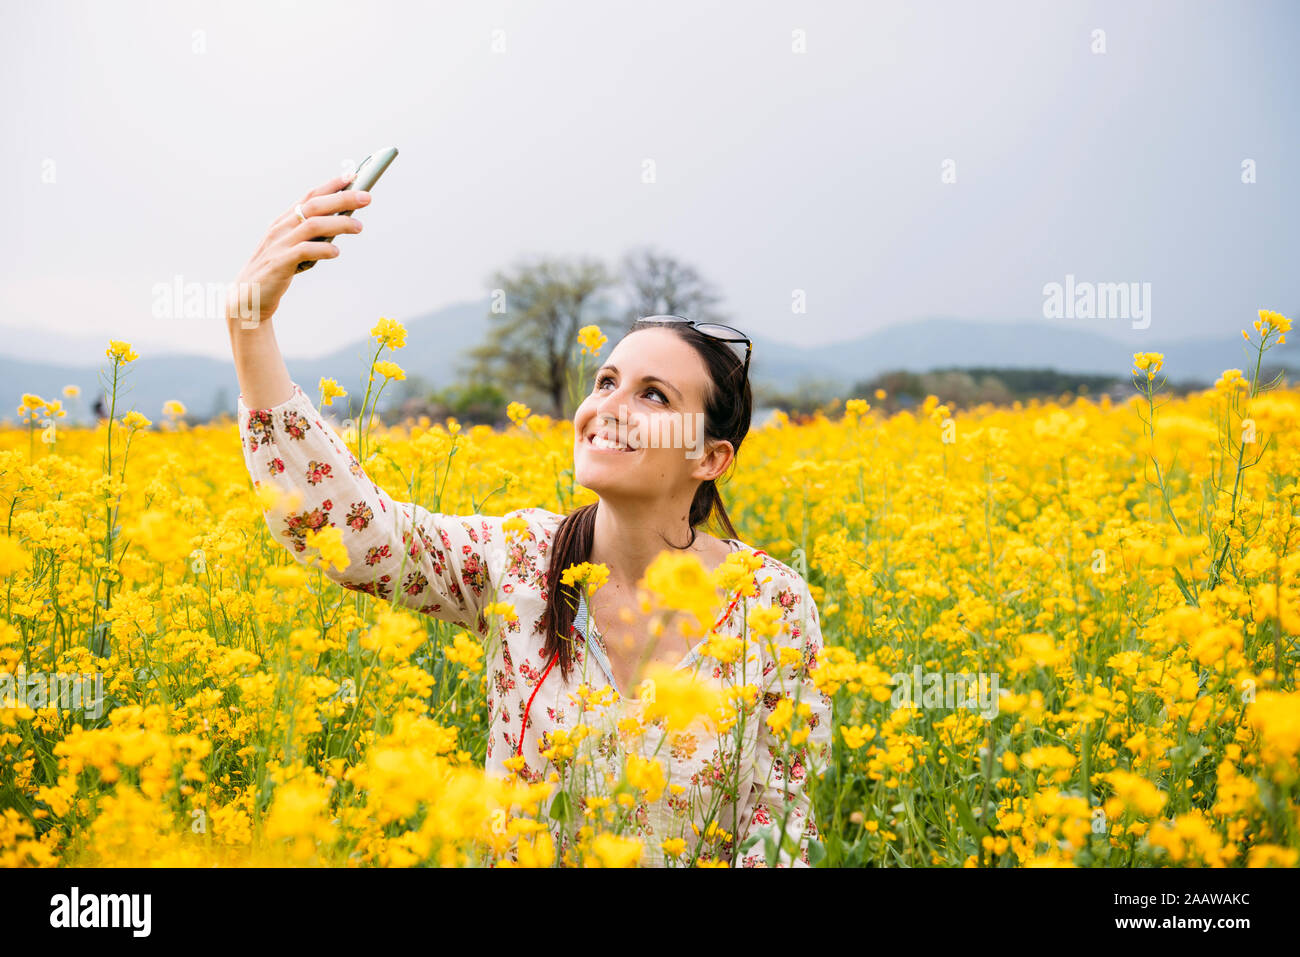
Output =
[
  {"x1": 270, "y1": 189, "x2": 370, "y2": 238},
  {"x1": 284, "y1": 240, "x2": 340, "y2": 269},
  {"x1": 297, "y1": 173, "x2": 354, "y2": 205},
  {"x1": 301, "y1": 189, "x2": 372, "y2": 218},
  {"x1": 288, "y1": 214, "x2": 364, "y2": 242}
]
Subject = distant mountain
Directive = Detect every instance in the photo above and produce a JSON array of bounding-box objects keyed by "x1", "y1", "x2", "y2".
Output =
[
  {"x1": 0, "y1": 300, "x2": 489, "y2": 426},
  {"x1": 2, "y1": 307, "x2": 1295, "y2": 426},
  {"x1": 749, "y1": 317, "x2": 1300, "y2": 393}
]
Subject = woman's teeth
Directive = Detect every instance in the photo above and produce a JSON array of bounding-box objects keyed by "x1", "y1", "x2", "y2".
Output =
[{"x1": 589, "y1": 434, "x2": 634, "y2": 451}]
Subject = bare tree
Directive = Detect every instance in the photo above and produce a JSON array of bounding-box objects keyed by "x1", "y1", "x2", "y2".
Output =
[{"x1": 616, "y1": 246, "x2": 728, "y2": 337}]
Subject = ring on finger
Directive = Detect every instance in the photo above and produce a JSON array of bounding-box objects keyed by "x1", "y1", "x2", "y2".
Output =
[{"x1": 294, "y1": 204, "x2": 308, "y2": 223}]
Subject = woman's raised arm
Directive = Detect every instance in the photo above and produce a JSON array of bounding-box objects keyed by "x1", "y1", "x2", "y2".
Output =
[
  {"x1": 237, "y1": 383, "x2": 510, "y2": 634},
  {"x1": 225, "y1": 172, "x2": 369, "y2": 408},
  {"x1": 228, "y1": 174, "x2": 509, "y2": 633}
]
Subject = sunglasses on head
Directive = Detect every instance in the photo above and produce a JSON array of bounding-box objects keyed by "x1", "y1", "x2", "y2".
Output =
[{"x1": 632, "y1": 314, "x2": 752, "y2": 385}]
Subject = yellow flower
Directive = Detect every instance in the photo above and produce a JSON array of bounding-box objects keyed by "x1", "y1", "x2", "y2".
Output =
[
  {"x1": 767, "y1": 696, "x2": 794, "y2": 735},
  {"x1": 483, "y1": 601, "x2": 518, "y2": 623},
  {"x1": 1246, "y1": 691, "x2": 1300, "y2": 773},
  {"x1": 253, "y1": 481, "x2": 302, "y2": 515},
  {"x1": 560, "y1": 562, "x2": 610, "y2": 592},
  {"x1": 642, "y1": 551, "x2": 722, "y2": 637},
  {"x1": 637, "y1": 663, "x2": 724, "y2": 732},
  {"x1": 660, "y1": 837, "x2": 687, "y2": 859},
  {"x1": 1103, "y1": 769, "x2": 1168, "y2": 818},
  {"x1": 0, "y1": 535, "x2": 31, "y2": 578},
  {"x1": 447, "y1": 634, "x2": 488, "y2": 670},
  {"x1": 1256, "y1": 309, "x2": 1290, "y2": 336},
  {"x1": 711, "y1": 551, "x2": 764, "y2": 599},
  {"x1": 121, "y1": 410, "x2": 152, "y2": 431},
  {"x1": 1131, "y1": 351, "x2": 1165, "y2": 380},
  {"x1": 516, "y1": 831, "x2": 555, "y2": 868},
  {"x1": 371, "y1": 317, "x2": 407, "y2": 350},
  {"x1": 360, "y1": 608, "x2": 426, "y2": 662},
  {"x1": 106, "y1": 340, "x2": 139, "y2": 363},
  {"x1": 1214, "y1": 368, "x2": 1249, "y2": 394},
  {"x1": 263, "y1": 770, "x2": 335, "y2": 862},
  {"x1": 372, "y1": 360, "x2": 406, "y2": 382},
  {"x1": 586, "y1": 833, "x2": 642, "y2": 868},
  {"x1": 63, "y1": 384, "x2": 80, "y2": 398},
  {"x1": 699, "y1": 634, "x2": 743, "y2": 664},
  {"x1": 507, "y1": 401, "x2": 531, "y2": 426},
  {"x1": 874, "y1": 388, "x2": 887, "y2": 400},
  {"x1": 746, "y1": 604, "x2": 785, "y2": 640},
  {"x1": 577, "y1": 325, "x2": 607, "y2": 356},
  {"x1": 1247, "y1": 845, "x2": 1299, "y2": 868},
  {"x1": 841, "y1": 724, "x2": 876, "y2": 749},
  {"x1": 625, "y1": 753, "x2": 665, "y2": 804},
  {"x1": 162, "y1": 400, "x2": 186, "y2": 418},
  {"x1": 319, "y1": 378, "x2": 348, "y2": 407},
  {"x1": 304, "y1": 526, "x2": 349, "y2": 574}
]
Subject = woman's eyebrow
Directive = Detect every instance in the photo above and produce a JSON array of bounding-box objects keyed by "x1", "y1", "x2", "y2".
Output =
[{"x1": 594, "y1": 364, "x2": 683, "y2": 401}]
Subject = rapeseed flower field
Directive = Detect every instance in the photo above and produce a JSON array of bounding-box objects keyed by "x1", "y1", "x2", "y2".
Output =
[{"x1": 1, "y1": 310, "x2": 1297, "y2": 867}]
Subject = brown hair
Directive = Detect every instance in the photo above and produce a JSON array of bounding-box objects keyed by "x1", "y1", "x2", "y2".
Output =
[{"x1": 538, "y1": 320, "x2": 753, "y2": 683}]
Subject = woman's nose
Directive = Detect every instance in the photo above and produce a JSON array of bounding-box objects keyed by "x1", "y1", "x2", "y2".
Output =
[{"x1": 595, "y1": 387, "x2": 630, "y2": 420}]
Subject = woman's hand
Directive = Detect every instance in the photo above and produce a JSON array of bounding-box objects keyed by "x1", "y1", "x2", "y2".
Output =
[{"x1": 227, "y1": 173, "x2": 371, "y2": 327}]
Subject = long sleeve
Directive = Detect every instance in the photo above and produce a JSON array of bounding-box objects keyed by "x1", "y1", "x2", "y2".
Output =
[
  {"x1": 737, "y1": 568, "x2": 834, "y2": 868},
  {"x1": 237, "y1": 380, "x2": 507, "y2": 634}
]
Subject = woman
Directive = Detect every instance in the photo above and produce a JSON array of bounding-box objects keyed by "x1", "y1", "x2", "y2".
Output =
[{"x1": 227, "y1": 173, "x2": 833, "y2": 867}]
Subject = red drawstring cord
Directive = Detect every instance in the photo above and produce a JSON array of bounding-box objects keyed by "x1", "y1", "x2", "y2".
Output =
[
  {"x1": 518, "y1": 652, "x2": 560, "y2": 758},
  {"x1": 516, "y1": 550, "x2": 767, "y2": 760}
]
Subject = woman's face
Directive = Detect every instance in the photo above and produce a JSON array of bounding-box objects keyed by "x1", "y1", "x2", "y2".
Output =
[{"x1": 572, "y1": 328, "x2": 731, "y2": 501}]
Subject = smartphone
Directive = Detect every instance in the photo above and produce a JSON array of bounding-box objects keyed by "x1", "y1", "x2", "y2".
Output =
[{"x1": 296, "y1": 147, "x2": 399, "y2": 272}]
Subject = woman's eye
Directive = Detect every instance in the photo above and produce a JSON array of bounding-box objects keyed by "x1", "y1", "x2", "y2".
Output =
[{"x1": 595, "y1": 376, "x2": 667, "y2": 404}]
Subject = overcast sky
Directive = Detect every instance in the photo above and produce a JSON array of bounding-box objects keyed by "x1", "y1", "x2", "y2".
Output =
[{"x1": 4, "y1": 0, "x2": 1297, "y2": 362}]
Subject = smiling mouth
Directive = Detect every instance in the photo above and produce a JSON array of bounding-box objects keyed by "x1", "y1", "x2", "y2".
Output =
[{"x1": 585, "y1": 432, "x2": 639, "y2": 452}]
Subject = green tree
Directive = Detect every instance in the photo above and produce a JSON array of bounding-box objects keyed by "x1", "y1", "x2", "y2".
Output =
[
  {"x1": 429, "y1": 380, "x2": 510, "y2": 427},
  {"x1": 465, "y1": 257, "x2": 614, "y2": 417}
]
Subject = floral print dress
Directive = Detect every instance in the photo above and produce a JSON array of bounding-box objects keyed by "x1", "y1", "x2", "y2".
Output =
[{"x1": 237, "y1": 380, "x2": 834, "y2": 867}]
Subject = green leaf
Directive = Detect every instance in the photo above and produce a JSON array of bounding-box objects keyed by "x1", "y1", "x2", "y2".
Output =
[
  {"x1": 806, "y1": 837, "x2": 826, "y2": 866},
  {"x1": 548, "y1": 790, "x2": 570, "y2": 824},
  {"x1": 954, "y1": 795, "x2": 986, "y2": 839}
]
